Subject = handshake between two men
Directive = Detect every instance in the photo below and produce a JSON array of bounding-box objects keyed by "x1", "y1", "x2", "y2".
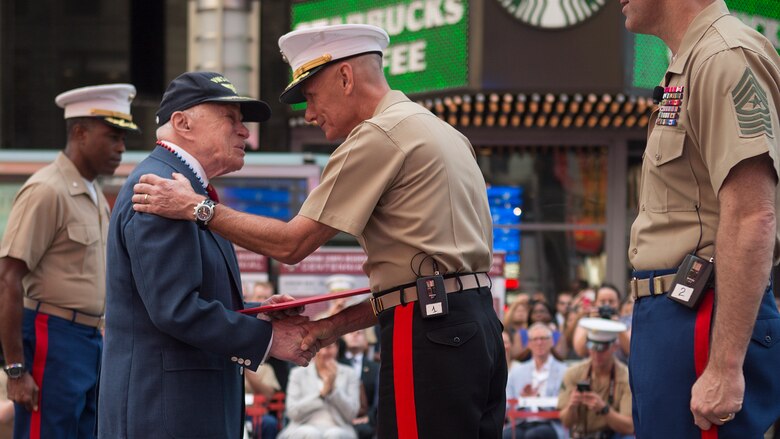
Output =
[{"x1": 254, "y1": 295, "x2": 352, "y2": 367}]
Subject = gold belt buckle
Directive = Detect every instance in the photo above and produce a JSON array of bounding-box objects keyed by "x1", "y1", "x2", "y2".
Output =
[
  {"x1": 630, "y1": 278, "x2": 639, "y2": 298},
  {"x1": 369, "y1": 297, "x2": 383, "y2": 316},
  {"x1": 653, "y1": 276, "x2": 666, "y2": 295}
]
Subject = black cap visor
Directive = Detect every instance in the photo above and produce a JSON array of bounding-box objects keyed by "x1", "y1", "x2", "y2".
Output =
[
  {"x1": 279, "y1": 64, "x2": 327, "y2": 105},
  {"x1": 199, "y1": 96, "x2": 271, "y2": 123}
]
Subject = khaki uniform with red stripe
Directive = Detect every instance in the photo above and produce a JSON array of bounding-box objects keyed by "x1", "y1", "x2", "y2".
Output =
[
  {"x1": 300, "y1": 90, "x2": 506, "y2": 438},
  {"x1": 0, "y1": 153, "x2": 109, "y2": 438},
  {"x1": 0, "y1": 83, "x2": 136, "y2": 439},
  {"x1": 628, "y1": 1, "x2": 780, "y2": 437}
]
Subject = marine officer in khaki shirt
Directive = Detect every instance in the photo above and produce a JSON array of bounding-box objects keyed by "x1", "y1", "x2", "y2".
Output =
[
  {"x1": 0, "y1": 84, "x2": 138, "y2": 439},
  {"x1": 621, "y1": 0, "x2": 780, "y2": 436},
  {"x1": 558, "y1": 319, "x2": 633, "y2": 438},
  {"x1": 132, "y1": 24, "x2": 505, "y2": 439}
]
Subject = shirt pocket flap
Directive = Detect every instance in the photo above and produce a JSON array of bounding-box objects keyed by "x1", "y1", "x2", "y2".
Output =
[
  {"x1": 751, "y1": 318, "x2": 780, "y2": 348},
  {"x1": 426, "y1": 321, "x2": 478, "y2": 347},
  {"x1": 67, "y1": 224, "x2": 100, "y2": 245},
  {"x1": 650, "y1": 128, "x2": 686, "y2": 167}
]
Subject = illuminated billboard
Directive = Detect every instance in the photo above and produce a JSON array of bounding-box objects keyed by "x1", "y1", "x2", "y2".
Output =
[
  {"x1": 632, "y1": 0, "x2": 780, "y2": 89},
  {"x1": 290, "y1": 0, "x2": 470, "y2": 95}
]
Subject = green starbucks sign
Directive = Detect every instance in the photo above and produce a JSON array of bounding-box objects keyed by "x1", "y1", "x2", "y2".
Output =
[
  {"x1": 632, "y1": 0, "x2": 780, "y2": 89},
  {"x1": 291, "y1": 0, "x2": 469, "y2": 95}
]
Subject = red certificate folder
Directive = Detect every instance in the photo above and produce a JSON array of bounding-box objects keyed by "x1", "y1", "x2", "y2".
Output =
[{"x1": 238, "y1": 287, "x2": 371, "y2": 315}]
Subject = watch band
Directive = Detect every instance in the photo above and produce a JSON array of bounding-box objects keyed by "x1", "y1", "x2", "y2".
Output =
[{"x1": 3, "y1": 362, "x2": 25, "y2": 379}]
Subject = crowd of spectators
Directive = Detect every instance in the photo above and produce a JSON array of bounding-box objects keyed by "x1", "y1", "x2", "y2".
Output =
[
  {"x1": 237, "y1": 279, "x2": 780, "y2": 438},
  {"x1": 502, "y1": 284, "x2": 636, "y2": 439}
]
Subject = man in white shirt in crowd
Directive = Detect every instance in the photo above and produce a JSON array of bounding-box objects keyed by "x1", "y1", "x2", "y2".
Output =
[{"x1": 504, "y1": 322, "x2": 568, "y2": 439}]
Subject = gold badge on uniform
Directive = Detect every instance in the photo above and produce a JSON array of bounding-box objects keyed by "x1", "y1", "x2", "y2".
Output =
[
  {"x1": 656, "y1": 86, "x2": 684, "y2": 127},
  {"x1": 732, "y1": 67, "x2": 773, "y2": 138}
]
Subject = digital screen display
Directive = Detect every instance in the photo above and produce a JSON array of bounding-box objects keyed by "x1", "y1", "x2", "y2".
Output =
[{"x1": 215, "y1": 177, "x2": 310, "y2": 221}]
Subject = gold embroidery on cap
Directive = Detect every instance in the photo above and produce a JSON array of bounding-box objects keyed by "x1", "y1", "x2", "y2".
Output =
[
  {"x1": 293, "y1": 54, "x2": 333, "y2": 81},
  {"x1": 90, "y1": 109, "x2": 133, "y2": 121},
  {"x1": 210, "y1": 76, "x2": 238, "y2": 94},
  {"x1": 103, "y1": 117, "x2": 139, "y2": 130}
]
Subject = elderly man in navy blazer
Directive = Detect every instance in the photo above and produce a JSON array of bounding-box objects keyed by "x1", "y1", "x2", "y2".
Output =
[{"x1": 97, "y1": 72, "x2": 315, "y2": 439}]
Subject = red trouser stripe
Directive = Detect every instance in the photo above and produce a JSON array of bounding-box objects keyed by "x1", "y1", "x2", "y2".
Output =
[
  {"x1": 392, "y1": 303, "x2": 418, "y2": 438},
  {"x1": 694, "y1": 289, "x2": 718, "y2": 439},
  {"x1": 30, "y1": 313, "x2": 50, "y2": 439}
]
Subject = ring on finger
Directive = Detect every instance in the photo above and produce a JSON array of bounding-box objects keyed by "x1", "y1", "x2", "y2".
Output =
[
  {"x1": 718, "y1": 413, "x2": 735, "y2": 423},
  {"x1": 144, "y1": 194, "x2": 149, "y2": 203}
]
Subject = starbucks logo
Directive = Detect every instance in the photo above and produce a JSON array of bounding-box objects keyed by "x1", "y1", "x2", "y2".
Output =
[{"x1": 497, "y1": 0, "x2": 607, "y2": 29}]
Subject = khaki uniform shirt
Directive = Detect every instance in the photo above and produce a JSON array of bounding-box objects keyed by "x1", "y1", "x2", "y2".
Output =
[
  {"x1": 0, "y1": 152, "x2": 109, "y2": 316},
  {"x1": 557, "y1": 358, "x2": 631, "y2": 435},
  {"x1": 629, "y1": 0, "x2": 780, "y2": 270},
  {"x1": 300, "y1": 91, "x2": 493, "y2": 291}
]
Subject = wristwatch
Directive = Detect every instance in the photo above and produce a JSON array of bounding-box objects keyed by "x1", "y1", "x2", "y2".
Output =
[
  {"x1": 596, "y1": 404, "x2": 610, "y2": 416},
  {"x1": 194, "y1": 198, "x2": 217, "y2": 229},
  {"x1": 3, "y1": 363, "x2": 25, "y2": 379}
]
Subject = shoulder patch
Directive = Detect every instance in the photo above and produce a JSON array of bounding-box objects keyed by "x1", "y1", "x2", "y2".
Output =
[{"x1": 731, "y1": 67, "x2": 773, "y2": 138}]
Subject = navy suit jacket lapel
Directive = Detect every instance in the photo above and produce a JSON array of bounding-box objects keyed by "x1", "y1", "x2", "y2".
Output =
[{"x1": 150, "y1": 147, "x2": 244, "y2": 308}]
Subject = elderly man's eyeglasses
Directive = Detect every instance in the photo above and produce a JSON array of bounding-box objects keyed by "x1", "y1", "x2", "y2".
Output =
[{"x1": 529, "y1": 336, "x2": 552, "y2": 342}]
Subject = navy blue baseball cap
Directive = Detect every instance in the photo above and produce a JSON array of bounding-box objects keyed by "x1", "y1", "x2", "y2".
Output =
[{"x1": 156, "y1": 71, "x2": 271, "y2": 125}]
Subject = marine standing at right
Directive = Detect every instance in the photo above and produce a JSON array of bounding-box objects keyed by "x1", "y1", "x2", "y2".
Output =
[{"x1": 620, "y1": 0, "x2": 780, "y2": 436}]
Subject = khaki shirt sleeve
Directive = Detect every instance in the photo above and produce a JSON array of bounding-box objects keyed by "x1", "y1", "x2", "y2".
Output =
[
  {"x1": 688, "y1": 48, "x2": 780, "y2": 195},
  {"x1": 299, "y1": 122, "x2": 405, "y2": 236},
  {"x1": 0, "y1": 183, "x2": 59, "y2": 271}
]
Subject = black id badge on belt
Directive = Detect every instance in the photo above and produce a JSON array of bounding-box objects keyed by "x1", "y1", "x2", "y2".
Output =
[
  {"x1": 668, "y1": 254, "x2": 714, "y2": 309},
  {"x1": 417, "y1": 275, "x2": 448, "y2": 319}
]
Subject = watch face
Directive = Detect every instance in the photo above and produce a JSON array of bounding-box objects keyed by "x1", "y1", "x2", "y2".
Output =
[
  {"x1": 196, "y1": 205, "x2": 212, "y2": 221},
  {"x1": 5, "y1": 365, "x2": 24, "y2": 378},
  {"x1": 496, "y1": 0, "x2": 607, "y2": 29},
  {"x1": 196, "y1": 206, "x2": 209, "y2": 220}
]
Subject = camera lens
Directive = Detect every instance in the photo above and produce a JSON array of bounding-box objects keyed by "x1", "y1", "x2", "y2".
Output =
[{"x1": 598, "y1": 306, "x2": 616, "y2": 319}]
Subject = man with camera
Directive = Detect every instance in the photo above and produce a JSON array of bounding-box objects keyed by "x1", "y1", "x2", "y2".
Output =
[
  {"x1": 571, "y1": 285, "x2": 630, "y2": 361},
  {"x1": 558, "y1": 319, "x2": 633, "y2": 439}
]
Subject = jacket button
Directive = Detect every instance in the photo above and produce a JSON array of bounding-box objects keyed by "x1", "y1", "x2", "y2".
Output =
[
  {"x1": 454, "y1": 336, "x2": 461, "y2": 344},
  {"x1": 231, "y1": 356, "x2": 238, "y2": 362},
  {"x1": 765, "y1": 335, "x2": 772, "y2": 343},
  {"x1": 244, "y1": 359, "x2": 252, "y2": 367}
]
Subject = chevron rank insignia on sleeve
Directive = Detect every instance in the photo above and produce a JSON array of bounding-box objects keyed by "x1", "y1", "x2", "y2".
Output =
[{"x1": 731, "y1": 67, "x2": 774, "y2": 138}]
